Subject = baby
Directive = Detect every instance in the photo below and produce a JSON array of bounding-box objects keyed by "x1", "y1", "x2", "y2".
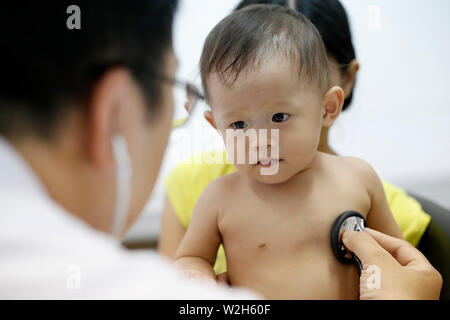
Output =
[{"x1": 175, "y1": 4, "x2": 403, "y2": 299}]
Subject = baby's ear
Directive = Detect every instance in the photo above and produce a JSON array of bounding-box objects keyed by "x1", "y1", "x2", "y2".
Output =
[
  {"x1": 322, "y1": 86, "x2": 344, "y2": 128},
  {"x1": 203, "y1": 110, "x2": 217, "y2": 129}
]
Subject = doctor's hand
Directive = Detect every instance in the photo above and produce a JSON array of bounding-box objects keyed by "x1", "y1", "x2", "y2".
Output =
[{"x1": 343, "y1": 228, "x2": 442, "y2": 300}]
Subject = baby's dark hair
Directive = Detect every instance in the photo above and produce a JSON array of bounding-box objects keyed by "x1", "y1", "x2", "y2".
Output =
[{"x1": 200, "y1": 4, "x2": 330, "y2": 100}]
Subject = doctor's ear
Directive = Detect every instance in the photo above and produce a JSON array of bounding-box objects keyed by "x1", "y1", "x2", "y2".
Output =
[
  {"x1": 203, "y1": 110, "x2": 217, "y2": 129},
  {"x1": 322, "y1": 86, "x2": 344, "y2": 128},
  {"x1": 88, "y1": 68, "x2": 134, "y2": 169}
]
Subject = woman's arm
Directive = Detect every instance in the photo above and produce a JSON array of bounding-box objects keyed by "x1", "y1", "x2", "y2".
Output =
[{"x1": 158, "y1": 195, "x2": 186, "y2": 259}]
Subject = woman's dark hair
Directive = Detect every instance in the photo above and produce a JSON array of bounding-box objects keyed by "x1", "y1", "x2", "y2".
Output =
[
  {"x1": 235, "y1": 0, "x2": 357, "y2": 111},
  {"x1": 0, "y1": 0, "x2": 178, "y2": 139}
]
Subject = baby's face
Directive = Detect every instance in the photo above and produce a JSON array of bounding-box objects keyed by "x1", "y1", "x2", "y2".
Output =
[{"x1": 206, "y1": 59, "x2": 325, "y2": 184}]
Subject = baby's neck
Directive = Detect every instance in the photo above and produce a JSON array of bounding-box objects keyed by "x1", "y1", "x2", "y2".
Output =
[{"x1": 318, "y1": 127, "x2": 337, "y2": 156}]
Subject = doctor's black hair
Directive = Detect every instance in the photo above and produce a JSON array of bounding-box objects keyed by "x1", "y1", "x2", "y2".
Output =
[
  {"x1": 235, "y1": 0, "x2": 357, "y2": 111},
  {"x1": 0, "y1": 0, "x2": 178, "y2": 139},
  {"x1": 200, "y1": 4, "x2": 330, "y2": 100}
]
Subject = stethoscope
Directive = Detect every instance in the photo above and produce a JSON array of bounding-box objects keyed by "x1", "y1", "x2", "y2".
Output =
[{"x1": 330, "y1": 211, "x2": 368, "y2": 276}]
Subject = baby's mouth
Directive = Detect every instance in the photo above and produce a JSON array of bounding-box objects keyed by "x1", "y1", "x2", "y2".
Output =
[{"x1": 257, "y1": 158, "x2": 281, "y2": 167}]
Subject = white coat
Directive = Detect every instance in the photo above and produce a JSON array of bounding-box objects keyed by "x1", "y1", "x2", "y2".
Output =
[{"x1": 0, "y1": 137, "x2": 256, "y2": 299}]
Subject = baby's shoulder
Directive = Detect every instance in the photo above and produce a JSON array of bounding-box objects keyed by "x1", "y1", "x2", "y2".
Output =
[
  {"x1": 202, "y1": 171, "x2": 242, "y2": 200},
  {"x1": 319, "y1": 153, "x2": 377, "y2": 181}
]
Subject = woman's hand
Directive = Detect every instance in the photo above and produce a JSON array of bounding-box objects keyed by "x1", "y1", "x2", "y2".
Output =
[{"x1": 343, "y1": 228, "x2": 442, "y2": 299}]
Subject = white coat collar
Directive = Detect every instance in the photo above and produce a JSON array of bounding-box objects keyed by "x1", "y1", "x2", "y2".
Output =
[{"x1": 0, "y1": 135, "x2": 49, "y2": 198}]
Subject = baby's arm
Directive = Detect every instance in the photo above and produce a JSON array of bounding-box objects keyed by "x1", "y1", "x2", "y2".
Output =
[
  {"x1": 174, "y1": 181, "x2": 223, "y2": 282},
  {"x1": 350, "y1": 158, "x2": 404, "y2": 239}
]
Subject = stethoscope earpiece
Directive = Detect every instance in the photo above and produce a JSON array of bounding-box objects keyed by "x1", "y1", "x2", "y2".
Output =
[{"x1": 330, "y1": 211, "x2": 368, "y2": 276}]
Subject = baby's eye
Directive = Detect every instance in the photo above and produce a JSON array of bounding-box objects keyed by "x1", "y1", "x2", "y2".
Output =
[
  {"x1": 231, "y1": 121, "x2": 248, "y2": 129},
  {"x1": 272, "y1": 113, "x2": 289, "y2": 123}
]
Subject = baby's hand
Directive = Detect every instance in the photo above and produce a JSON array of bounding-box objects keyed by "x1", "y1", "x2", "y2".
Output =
[{"x1": 180, "y1": 269, "x2": 217, "y2": 286}]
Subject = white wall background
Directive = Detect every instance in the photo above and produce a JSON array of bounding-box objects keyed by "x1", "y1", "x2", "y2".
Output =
[{"x1": 127, "y1": 0, "x2": 450, "y2": 242}]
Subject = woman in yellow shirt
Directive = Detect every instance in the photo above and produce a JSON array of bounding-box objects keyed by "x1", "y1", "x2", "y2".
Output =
[{"x1": 158, "y1": 0, "x2": 431, "y2": 275}]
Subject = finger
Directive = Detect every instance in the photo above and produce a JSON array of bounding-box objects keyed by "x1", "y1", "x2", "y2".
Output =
[
  {"x1": 342, "y1": 230, "x2": 394, "y2": 266},
  {"x1": 364, "y1": 228, "x2": 429, "y2": 267}
]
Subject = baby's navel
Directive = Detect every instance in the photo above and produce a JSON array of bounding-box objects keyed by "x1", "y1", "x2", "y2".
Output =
[{"x1": 258, "y1": 243, "x2": 267, "y2": 249}]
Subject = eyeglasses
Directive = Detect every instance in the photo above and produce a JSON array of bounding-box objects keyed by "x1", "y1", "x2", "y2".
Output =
[
  {"x1": 171, "y1": 79, "x2": 205, "y2": 128},
  {"x1": 156, "y1": 74, "x2": 205, "y2": 128}
]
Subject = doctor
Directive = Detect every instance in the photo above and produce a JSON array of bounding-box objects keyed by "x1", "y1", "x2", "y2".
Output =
[
  {"x1": 0, "y1": 0, "x2": 441, "y2": 299},
  {"x1": 0, "y1": 0, "x2": 252, "y2": 299}
]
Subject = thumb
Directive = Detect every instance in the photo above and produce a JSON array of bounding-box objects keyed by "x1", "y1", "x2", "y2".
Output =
[{"x1": 342, "y1": 230, "x2": 394, "y2": 267}]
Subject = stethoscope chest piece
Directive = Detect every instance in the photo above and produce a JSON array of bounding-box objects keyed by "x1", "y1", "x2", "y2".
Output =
[{"x1": 330, "y1": 211, "x2": 368, "y2": 275}]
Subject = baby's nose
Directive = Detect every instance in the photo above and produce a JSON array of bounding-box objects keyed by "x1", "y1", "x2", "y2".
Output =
[{"x1": 248, "y1": 129, "x2": 278, "y2": 150}]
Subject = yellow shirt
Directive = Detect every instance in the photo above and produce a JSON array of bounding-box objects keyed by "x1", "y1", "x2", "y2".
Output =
[{"x1": 164, "y1": 150, "x2": 431, "y2": 274}]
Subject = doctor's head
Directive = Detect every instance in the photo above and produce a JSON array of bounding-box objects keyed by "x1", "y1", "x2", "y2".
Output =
[{"x1": 0, "y1": 1, "x2": 178, "y2": 237}]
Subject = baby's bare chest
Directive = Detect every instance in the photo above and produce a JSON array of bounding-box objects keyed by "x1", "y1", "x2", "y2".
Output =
[
  {"x1": 218, "y1": 180, "x2": 367, "y2": 298},
  {"x1": 219, "y1": 178, "x2": 370, "y2": 249}
]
